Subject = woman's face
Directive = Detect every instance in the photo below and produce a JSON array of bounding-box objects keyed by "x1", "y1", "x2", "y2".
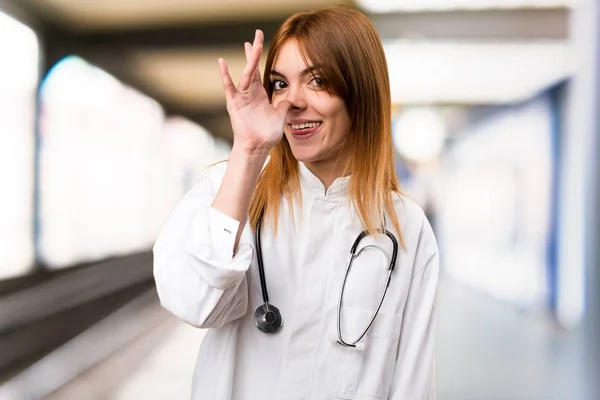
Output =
[{"x1": 270, "y1": 40, "x2": 351, "y2": 168}]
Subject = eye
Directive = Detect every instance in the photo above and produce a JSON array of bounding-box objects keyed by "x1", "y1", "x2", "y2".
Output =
[
  {"x1": 271, "y1": 80, "x2": 287, "y2": 91},
  {"x1": 309, "y1": 76, "x2": 324, "y2": 88}
]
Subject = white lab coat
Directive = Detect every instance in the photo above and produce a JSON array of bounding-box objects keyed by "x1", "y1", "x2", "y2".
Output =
[{"x1": 153, "y1": 161, "x2": 439, "y2": 400}]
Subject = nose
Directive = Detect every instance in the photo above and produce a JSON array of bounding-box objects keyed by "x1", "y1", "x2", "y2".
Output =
[{"x1": 285, "y1": 84, "x2": 307, "y2": 111}]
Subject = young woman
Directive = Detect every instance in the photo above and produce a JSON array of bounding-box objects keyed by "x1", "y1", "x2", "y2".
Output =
[{"x1": 153, "y1": 6, "x2": 439, "y2": 399}]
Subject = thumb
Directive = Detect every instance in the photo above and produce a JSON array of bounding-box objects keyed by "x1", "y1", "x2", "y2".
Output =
[{"x1": 275, "y1": 100, "x2": 292, "y2": 116}]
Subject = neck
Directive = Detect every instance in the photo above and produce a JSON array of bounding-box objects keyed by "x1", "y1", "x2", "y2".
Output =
[{"x1": 303, "y1": 158, "x2": 348, "y2": 190}]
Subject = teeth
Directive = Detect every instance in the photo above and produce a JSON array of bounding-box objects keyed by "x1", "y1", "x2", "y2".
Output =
[{"x1": 291, "y1": 122, "x2": 321, "y2": 130}]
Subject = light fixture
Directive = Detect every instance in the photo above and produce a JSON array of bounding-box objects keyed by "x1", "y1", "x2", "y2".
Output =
[
  {"x1": 392, "y1": 107, "x2": 446, "y2": 163},
  {"x1": 384, "y1": 40, "x2": 570, "y2": 105},
  {"x1": 357, "y1": 0, "x2": 574, "y2": 13}
]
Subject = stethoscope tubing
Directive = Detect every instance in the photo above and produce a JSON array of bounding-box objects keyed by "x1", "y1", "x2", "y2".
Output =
[
  {"x1": 255, "y1": 211, "x2": 270, "y2": 306},
  {"x1": 254, "y1": 211, "x2": 399, "y2": 345},
  {"x1": 254, "y1": 210, "x2": 284, "y2": 333},
  {"x1": 336, "y1": 231, "x2": 398, "y2": 348}
]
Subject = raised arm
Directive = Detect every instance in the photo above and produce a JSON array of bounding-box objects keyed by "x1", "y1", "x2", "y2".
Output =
[
  {"x1": 214, "y1": 30, "x2": 291, "y2": 250},
  {"x1": 153, "y1": 30, "x2": 291, "y2": 328}
]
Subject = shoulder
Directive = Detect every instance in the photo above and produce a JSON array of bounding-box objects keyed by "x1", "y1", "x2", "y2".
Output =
[
  {"x1": 185, "y1": 161, "x2": 229, "y2": 196},
  {"x1": 202, "y1": 160, "x2": 228, "y2": 181},
  {"x1": 202, "y1": 160, "x2": 229, "y2": 188},
  {"x1": 391, "y1": 192, "x2": 426, "y2": 233},
  {"x1": 194, "y1": 157, "x2": 269, "y2": 193},
  {"x1": 391, "y1": 193, "x2": 438, "y2": 259}
]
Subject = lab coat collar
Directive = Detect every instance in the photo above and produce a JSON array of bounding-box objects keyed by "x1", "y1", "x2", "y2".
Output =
[{"x1": 298, "y1": 162, "x2": 350, "y2": 201}]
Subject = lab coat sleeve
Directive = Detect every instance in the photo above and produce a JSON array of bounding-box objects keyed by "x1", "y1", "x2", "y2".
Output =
[
  {"x1": 153, "y1": 165, "x2": 253, "y2": 329},
  {"x1": 389, "y1": 216, "x2": 440, "y2": 399}
]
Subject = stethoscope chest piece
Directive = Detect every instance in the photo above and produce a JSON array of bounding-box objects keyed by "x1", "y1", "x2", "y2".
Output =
[{"x1": 254, "y1": 303, "x2": 283, "y2": 333}]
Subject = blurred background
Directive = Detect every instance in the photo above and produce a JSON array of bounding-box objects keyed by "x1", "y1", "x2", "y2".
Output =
[{"x1": 0, "y1": 0, "x2": 597, "y2": 399}]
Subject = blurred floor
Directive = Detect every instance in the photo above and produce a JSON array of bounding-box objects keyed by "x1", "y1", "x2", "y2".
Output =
[
  {"x1": 43, "y1": 309, "x2": 204, "y2": 400},
  {"x1": 437, "y1": 276, "x2": 586, "y2": 400},
  {"x1": 108, "y1": 322, "x2": 203, "y2": 400},
  {"x1": 40, "y1": 275, "x2": 588, "y2": 400}
]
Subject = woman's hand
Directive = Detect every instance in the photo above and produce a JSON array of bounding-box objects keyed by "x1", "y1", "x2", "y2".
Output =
[{"x1": 218, "y1": 30, "x2": 291, "y2": 154}]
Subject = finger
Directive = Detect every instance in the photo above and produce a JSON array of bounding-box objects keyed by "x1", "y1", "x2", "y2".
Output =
[
  {"x1": 239, "y1": 30, "x2": 264, "y2": 91},
  {"x1": 251, "y1": 30, "x2": 264, "y2": 83},
  {"x1": 218, "y1": 58, "x2": 237, "y2": 100},
  {"x1": 254, "y1": 29, "x2": 264, "y2": 48},
  {"x1": 244, "y1": 42, "x2": 252, "y2": 62},
  {"x1": 245, "y1": 41, "x2": 262, "y2": 83},
  {"x1": 250, "y1": 29, "x2": 264, "y2": 74},
  {"x1": 276, "y1": 100, "x2": 292, "y2": 116}
]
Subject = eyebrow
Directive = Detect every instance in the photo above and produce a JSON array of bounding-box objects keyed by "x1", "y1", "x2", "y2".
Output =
[{"x1": 270, "y1": 65, "x2": 322, "y2": 79}]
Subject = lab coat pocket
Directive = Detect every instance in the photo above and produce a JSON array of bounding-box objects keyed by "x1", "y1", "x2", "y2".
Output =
[{"x1": 328, "y1": 306, "x2": 403, "y2": 400}]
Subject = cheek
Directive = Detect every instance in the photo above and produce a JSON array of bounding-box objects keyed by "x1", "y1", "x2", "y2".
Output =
[
  {"x1": 319, "y1": 98, "x2": 348, "y2": 124},
  {"x1": 330, "y1": 109, "x2": 351, "y2": 138}
]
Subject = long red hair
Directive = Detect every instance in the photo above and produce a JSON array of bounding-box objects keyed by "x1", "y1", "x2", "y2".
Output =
[{"x1": 249, "y1": 6, "x2": 404, "y2": 243}]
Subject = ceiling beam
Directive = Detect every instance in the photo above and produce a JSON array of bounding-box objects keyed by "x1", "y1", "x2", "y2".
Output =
[
  {"x1": 371, "y1": 8, "x2": 569, "y2": 40},
  {"x1": 51, "y1": 16, "x2": 286, "y2": 53},
  {"x1": 41, "y1": 8, "x2": 569, "y2": 55}
]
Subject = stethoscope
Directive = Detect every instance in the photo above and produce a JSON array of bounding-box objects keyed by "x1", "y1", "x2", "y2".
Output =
[{"x1": 253, "y1": 211, "x2": 399, "y2": 350}]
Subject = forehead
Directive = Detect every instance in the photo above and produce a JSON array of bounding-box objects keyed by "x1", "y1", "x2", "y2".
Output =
[{"x1": 272, "y1": 40, "x2": 313, "y2": 74}]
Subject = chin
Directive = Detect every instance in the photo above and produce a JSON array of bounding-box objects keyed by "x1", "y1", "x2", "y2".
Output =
[{"x1": 289, "y1": 147, "x2": 319, "y2": 164}]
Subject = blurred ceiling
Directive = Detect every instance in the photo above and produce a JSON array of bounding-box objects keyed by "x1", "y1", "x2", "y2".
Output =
[
  {"x1": 0, "y1": 0, "x2": 573, "y2": 140},
  {"x1": 20, "y1": 0, "x2": 351, "y2": 31}
]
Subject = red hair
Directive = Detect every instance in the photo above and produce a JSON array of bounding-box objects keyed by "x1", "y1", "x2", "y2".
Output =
[{"x1": 249, "y1": 6, "x2": 404, "y2": 243}]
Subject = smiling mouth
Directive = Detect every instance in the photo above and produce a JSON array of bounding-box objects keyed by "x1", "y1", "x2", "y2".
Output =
[
  {"x1": 289, "y1": 121, "x2": 322, "y2": 137},
  {"x1": 289, "y1": 121, "x2": 322, "y2": 138},
  {"x1": 290, "y1": 121, "x2": 322, "y2": 131}
]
